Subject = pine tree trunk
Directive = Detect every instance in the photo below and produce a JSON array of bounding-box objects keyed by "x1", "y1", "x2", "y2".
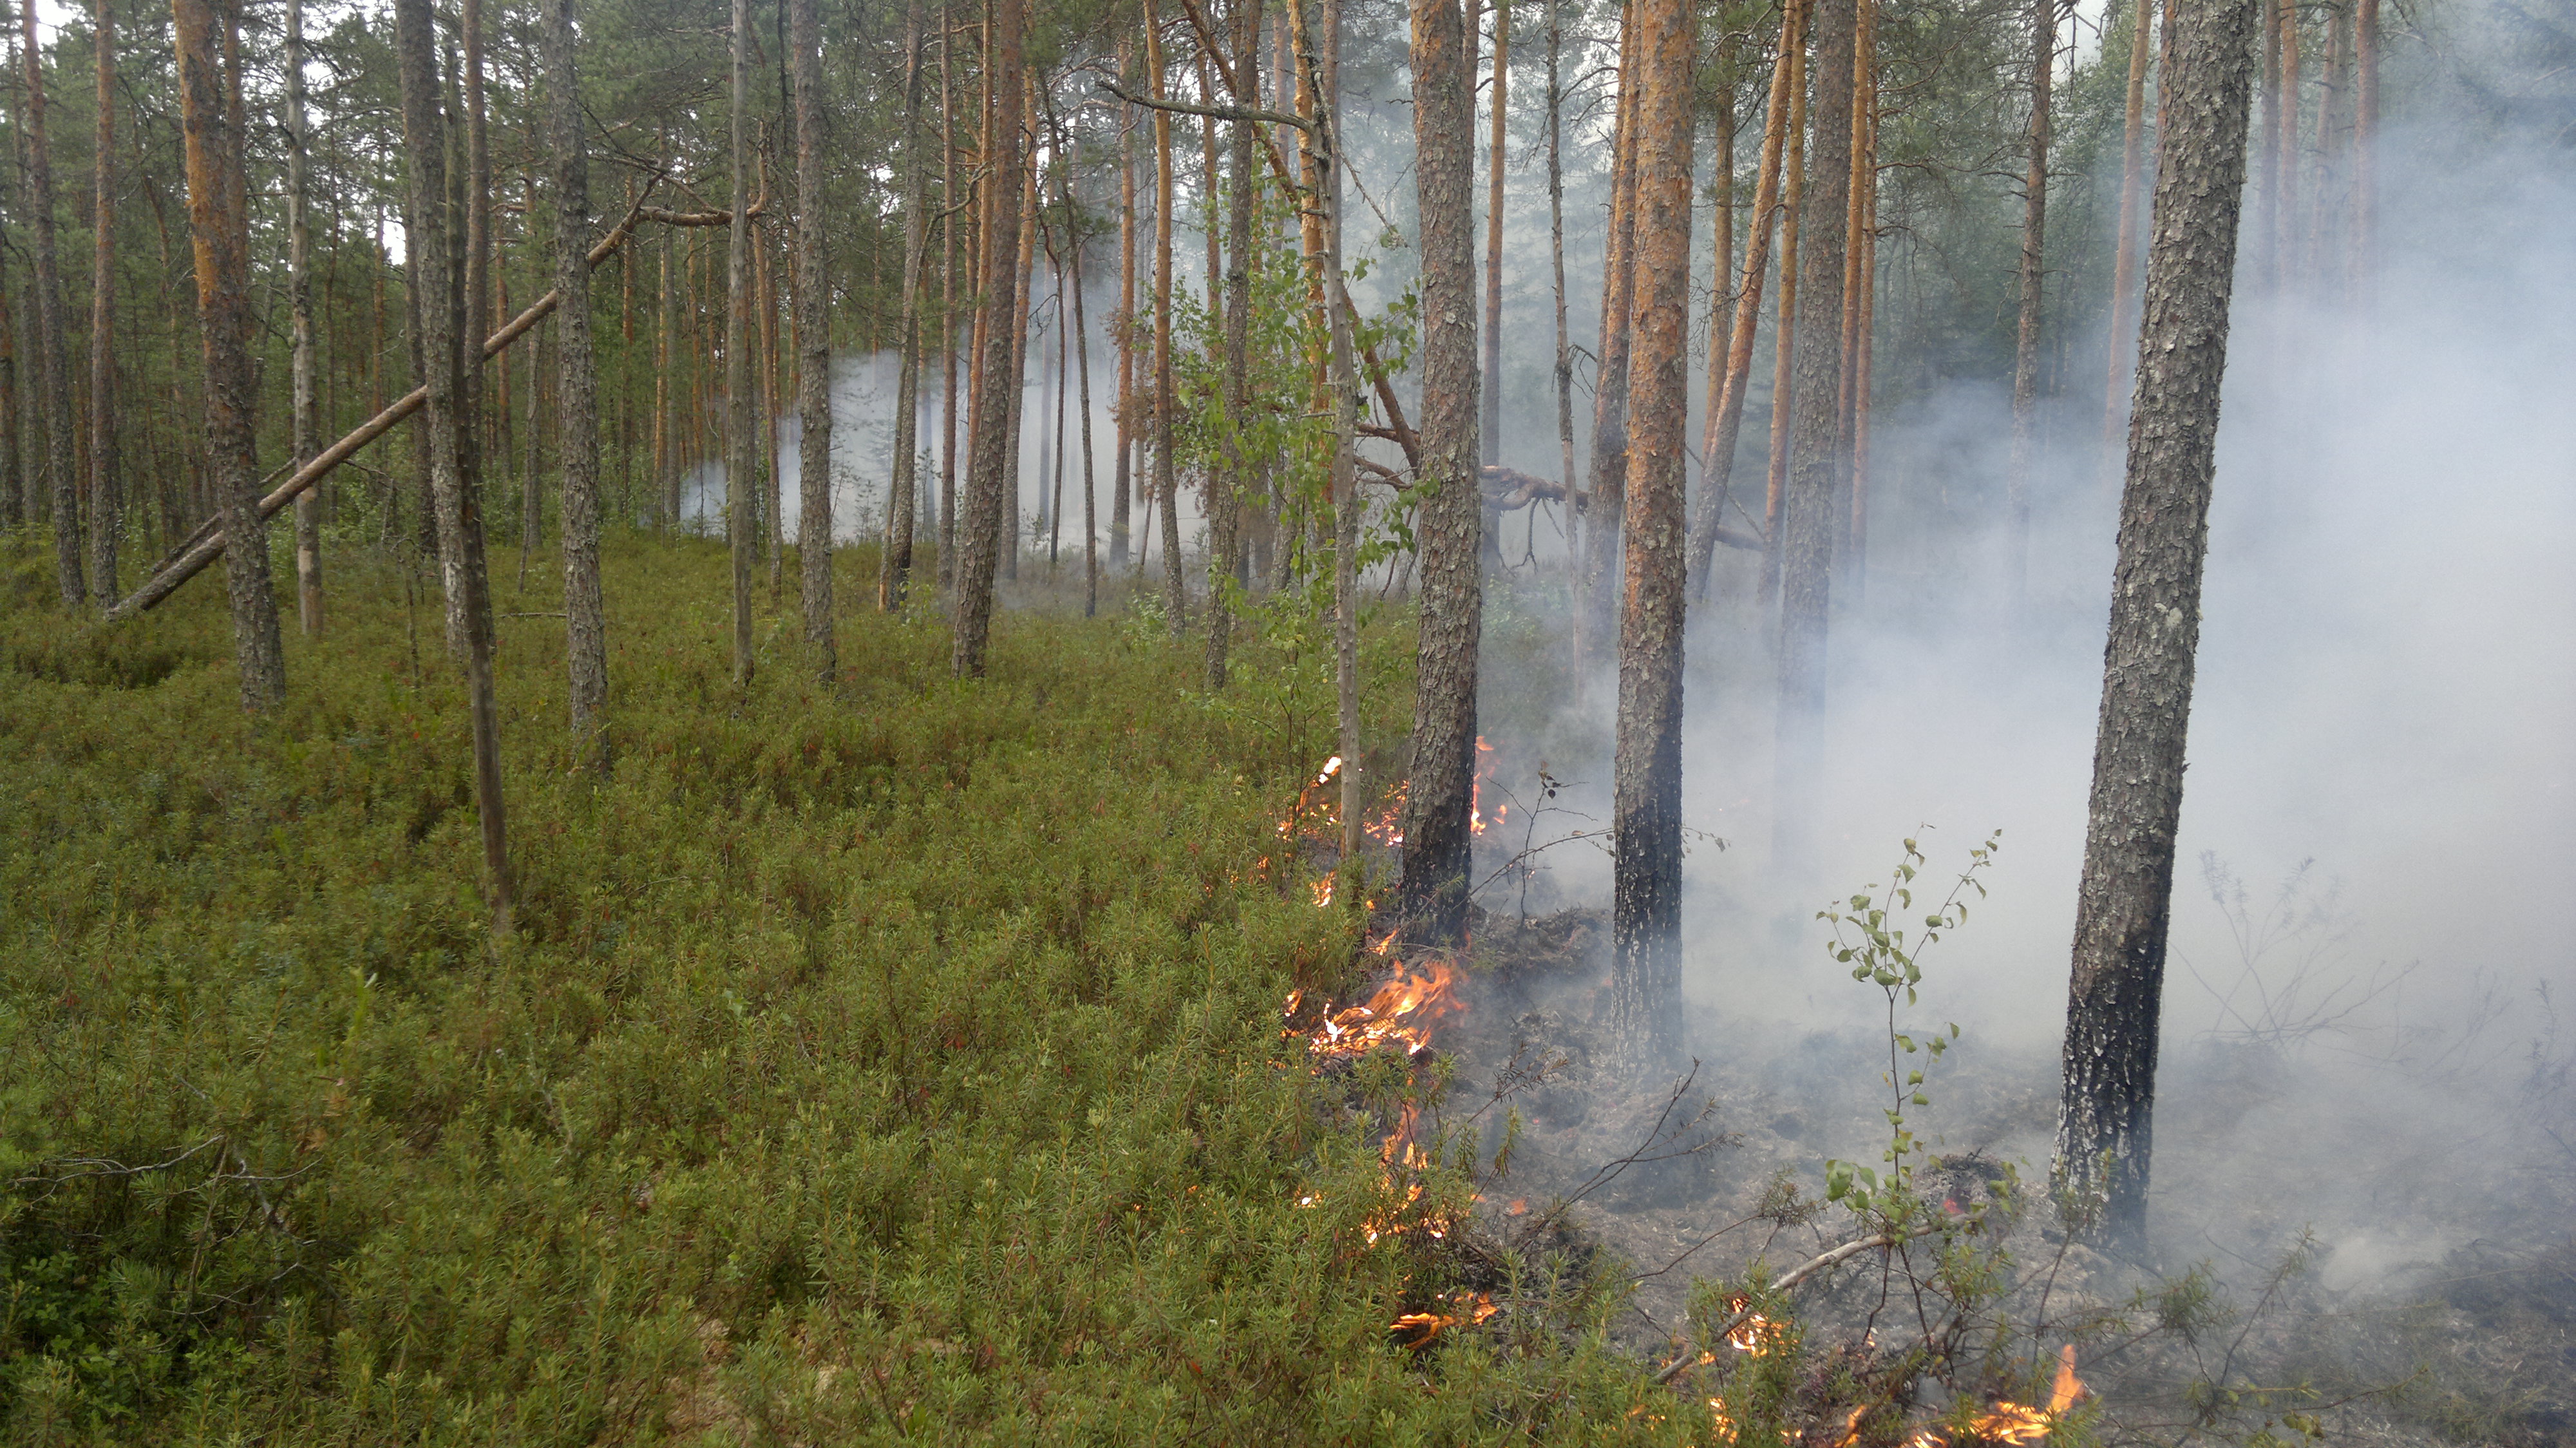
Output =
[
  {"x1": 89, "y1": 0, "x2": 118, "y2": 609},
  {"x1": 171, "y1": 0, "x2": 285, "y2": 709},
  {"x1": 2273, "y1": 0, "x2": 2297, "y2": 291},
  {"x1": 1757, "y1": 35, "x2": 1803, "y2": 622},
  {"x1": 1148, "y1": 2, "x2": 1187, "y2": 630},
  {"x1": 938, "y1": 12, "x2": 960, "y2": 587},
  {"x1": 2052, "y1": 0, "x2": 2262, "y2": 1253},
  {"x1": 876, "y1": 0, "x2": 923, "y2": 616},
  {"x1": 1069, "y1": 164, "x2": 1100, "y2": 618},
  {"x1": 1575, "y1": 1, "x2": 1640, "y2": 674},
  {"x1": 542, "y1": 0, "x2": 608, "y2": 765},
  {"x1": 1609, "y1": 0, "x2": 1694, "y2": 1067},
  {"x1": 1112, "y1": 33, "x2": 1135, "y2": 571},
  {"x1": 2351, "y1": 0, "x2": 2375, "y2": 298},
  {"x1": 1545, "y1": 0, "x2": 1574, "y2": 576},
  {"x1": 798, "y1": 0, "x2": 840, "y2": 658},
  {"x1": 1395, "y1": 0, "x2": 1483, "y2": 944},
  {"x1": 1687, "y1": 0, "x2": 1801, "y2": 597},
  {"x1": 1480, "y1": 0, "x2": 1507, "y2": 469},
  {"x1": 461, "y1": 0, "x2": 494, "y2": 658},
  {"x1": 951, "y1": 0, "x2": 1023, "y2": 676},
  {"x1": 1206, "y1": 0, "x2": 1262, "y2": 689},
  {"x1": 0, "y1": 245, "x2": 17, "y2": 533},
  {"x1": 2104, "y1": 0, "x2": 2153, "y2": 466},
  {"x1": 726, "y1": 0, "x2": 757, "y2": 685},
  {"x1": 392, "y1": 0, "x2": 512, "y2": 928},
  {"x1": 1774, "y1": 0, "x2": 1854, "y2": 858},
  {"x1": 2003, "y1": 0, "x2": 2054, "y2": 609},
  {"x1": 1835, "y1": 0, "x2": 1873, "y2": 588},
  {"x1": 24, "y1": 2, "x2": 78, "y2": 606},
  {"x1": 760, "y1": 188, "x2": 783, "y2": 596},
  {"x1": 1004, "y1": 106, "x2": 1038, "y2": 586}
]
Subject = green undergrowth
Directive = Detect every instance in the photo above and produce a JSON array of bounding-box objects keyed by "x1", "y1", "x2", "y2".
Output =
[{"x1": 0, "y1": 535, "x2": 1687, "y2": 1445}]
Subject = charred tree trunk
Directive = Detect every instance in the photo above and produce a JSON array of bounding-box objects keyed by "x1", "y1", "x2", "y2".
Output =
[
  {"x1": 726, "y1": 0, "x2": 756, "y2": 685},
  {"x1": 541, "y1": 0, "x2": 607, "y2": 765},
  {"x1": 799, "y1": 0, "x2": 840, "y2": 654},
  {"x1": 2052, "y1": 0, "x2": 2262, "y2": 1253},
  {"x1": 2004, "y1": 0, "x2": 2055, "y2": 609},
  {"x1": 951, "y1": 0, "x2": 1023, "y2": 676},
  {"x1": 1688, "y1": 0, "x2": 1801, "y2": 597},
  {"x1": 1396, "y1": 0, "x2": 1482, "y2": 944},
  {"x1": 1774, "y1": 0, "x2": 1854, "y2": 859},
  {"x1": 1609, "y1": 0, "x2": 1694, "y2": 1067},
  {"x1": 171, "y1": 0, "x2": 285, "y2": 707},
  {"x1": 392, "y1": 0, "x2": 512, "y2": 928},
  {"x1": 25, "y1": 1, "x2": 77, "y2": 605}
]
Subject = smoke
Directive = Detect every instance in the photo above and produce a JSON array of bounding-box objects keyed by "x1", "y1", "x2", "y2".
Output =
[{"x1": 1466, "y1": 19, "x2": 2576, "y2": 1275}]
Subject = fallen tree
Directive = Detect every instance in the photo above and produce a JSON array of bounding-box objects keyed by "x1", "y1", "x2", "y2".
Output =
[{"x1": 106, "y1": 186, "x2": 761, "y2": 622}]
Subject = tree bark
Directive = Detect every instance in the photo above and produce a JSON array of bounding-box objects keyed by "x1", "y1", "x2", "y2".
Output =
[
  {"x1": 1003, "y1": 97, "x2": 1039, "y2": 586},
  {"x1": 727, "y1": 0, "x2": 756, "y2": 686},
  {"x1": 1395, "y1": 0, "x2": 1482, "y2": 944},
  {"x1": 1206, "y1": 0, "x2": 1263, "y2": 689},
  {"x1": 392, "y1": 0, "x2": 512, "y2": 928},
  {"x1": 1480, "y1": 0, "x2": 1507, "y2": 469},
  {"x1": 1774, "y1": 0, "x2": 1853, "y2": 859},
  {"x1": 542, "y1": 0, "x2": 607, "y2": 765},
  {"x1": 1575, "y1": 0, "x2": 1640, "y2": 676},
  {"x1": 938, "y1": 12, "x2": 959, "y2": 587},
  {"x1": 1757, "y1": 33, "x2": 1803, "y2": 623},
  {"x1": 951, "y1": 0, "x2": 1023, "y2": 676},
  {"x1": 799, "y1": 0, "x2": 840, "y2": 660},
  {"x1": 2052, "y1": 0, "x2": 2261, "y2": 1253},
  {"x1": 1544, "y1": 0, "x2": 1573, "y2": 575},
  {"x1": 1687, "y1": 0, "x2": 1801, "y2": 598},
  {"x1": 2004, "y1": 0, "x2": 2054, "y2": 609},
  {"x1": 878, "y1": 0, "x2": 924, "y2": 618},
  {"x1": 2104, "y1": 0, "x2": 2154, "y2": 470},
  {"x1": 25, "y1": 0, "x2": 77, "y2": 605},
  {"x1": 1112, "y1": 33, "x2": 1136, "y2": 571},
  {"x1": 1069, "y1": 161, "x2": 1100, "y2": 618},
  {"x1": 88, "y1": 0, "x2": 118, "y2": 608},
  {"x1": 1609, "y1": 0, "x2": 1694, "y2": 1067},
  {"x1": 1148, "y1": 0, "x2": 1188, "y2": 631},
  {"x1": 2273, "y1": 0, "x2": 2297, "y2": 291},
  {"x1": 462, "y1": 0, "x2": 494, "y2": 658},
  {"x1": 171, "y1": 0, "x2": 285, "y2": 708}
]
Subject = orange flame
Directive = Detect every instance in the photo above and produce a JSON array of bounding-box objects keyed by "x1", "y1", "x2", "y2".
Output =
[
  {"x1": 1292, "y1": 959, "x2": 1466, "y2": 1062},
  {"x1": 1390, "y1": 1291, "x2": 1499, "y2": 1345},
  {"x1": 1721, "y1": 1346, "x2": 2082, "y2": 1448}
]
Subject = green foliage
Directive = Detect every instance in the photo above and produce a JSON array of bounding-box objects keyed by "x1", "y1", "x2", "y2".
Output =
[{"x1": 0, "y1": 535, "x2": 1692, "y2": 1444}]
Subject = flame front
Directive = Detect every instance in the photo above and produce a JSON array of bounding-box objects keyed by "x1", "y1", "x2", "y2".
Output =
[{"x1": 1709, "y1": 1346, "x2": 2083, "y2": 1447}]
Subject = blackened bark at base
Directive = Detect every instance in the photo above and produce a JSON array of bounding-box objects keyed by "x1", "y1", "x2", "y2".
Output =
[
  {"x1": 1774, "y1": 0, "x2": 1856, "y2": 865},
  {"x1": 542, "y1": 0, "x2": 607, "y2": 767},
  {"x1": 172, "y1": 0, "x2": 284, "y2": 710},
  {"x1": 2053, "y1": 0, "x2": 2261, "y2": 1255},
  {"x1": 1611, "y1": 0, "x2": 1694, "y2": 1071},
  {"x1": 951, "y1": 0, "x2": 1023, "y2": 679},
  {"x1": 1396, "y1": 0, "x2": 1482, "y2": 947}
]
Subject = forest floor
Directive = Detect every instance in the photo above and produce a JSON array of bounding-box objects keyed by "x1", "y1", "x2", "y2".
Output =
[{"x1": 4, "y1": 534, "x2": 2567, "y2": 1445}]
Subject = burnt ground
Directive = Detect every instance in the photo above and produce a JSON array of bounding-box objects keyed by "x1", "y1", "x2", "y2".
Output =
[{"x1": 1396, "y1": 906, "x2": 2576, "y2": 1447}]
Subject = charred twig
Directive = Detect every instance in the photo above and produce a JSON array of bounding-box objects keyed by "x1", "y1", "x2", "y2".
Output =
[
  {"x1": 1652, "y1": 1228, "x2": 1938, "y2": 1384},
  {"x1": 11, "y1": 1135, "x2": 224, "y2": 1199}
]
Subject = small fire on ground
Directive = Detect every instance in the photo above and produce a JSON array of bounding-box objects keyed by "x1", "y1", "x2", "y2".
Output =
[{"x1": 1707, "y1": 1345, "x2": 2085, "y2": 1447}]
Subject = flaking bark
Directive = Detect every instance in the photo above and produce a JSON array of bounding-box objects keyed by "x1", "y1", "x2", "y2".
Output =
[{"x1": 541, "y1": 0, "x2": 608, "y2": 764}]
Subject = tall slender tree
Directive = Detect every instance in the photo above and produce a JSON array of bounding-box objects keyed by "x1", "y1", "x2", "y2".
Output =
[
  {"x1": 726, "y1": 0, "x2": 757, "y2": 685},
  {"x1": 2103, "y1": 0, "x2": 2153, "y2": 461},
  {"x1": 799, "y1": 0, "x2": 840, "y2": 656},
  {"x1": 391, "y1": 0, "x2": 511, "y2": 926},
  {"x1": 88, "y1": 0, "x2": 118, "y2": 607},
  {"x1": 1206, "y1": 0, "x2": 1264, "y2": 689},
  {"x1": 952, "y1": 0, "x2": 1024, "y2": 676},
  {"x1": 170, "y1": 0, "x2": 284, "y2": 707},
  {"x1": 1479, "y1": 0, "x2": 1507, "y2": 468},
  {"x1": 542, "y1": 0, "x2": 607, "y2": 764},
  {"x1": 24, "y1": 0, "x2": 77, "y2": 605},
  {"x1": 1575, "y1": 1, "x2": 1640, "y2": 675},
  {"x1": 2003, "y1": 0, "x2": 2056, "y2": 608},
  {"x1": 1395, "y1": 0, "x2": 1482, "y2": 944},
  {"x1": 1775, "y1": 0, "x2": 1856, "y2": 857},
  {"x1": 2053, "y1": 0, "x2": 2263, "y2": 1253},
  {"x1": 878, "y1": 0, "x2": 924, "y2": 616},
  {"x1": 1608, "y1": 0, "x2": 1694, "y2": 1067}
]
